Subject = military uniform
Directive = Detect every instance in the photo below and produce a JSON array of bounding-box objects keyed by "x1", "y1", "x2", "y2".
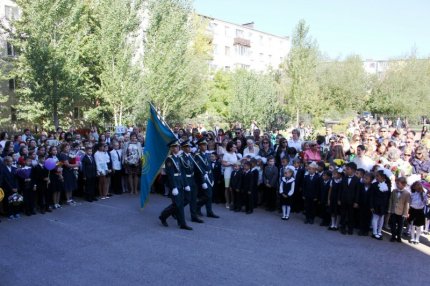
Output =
[
  {"x1": 194, "y1": 138, "x2": 219, "y2": 218},
  {"x1": 179, "y1": 141, "x2": 202, "y2": 223},
  {"x1": 159, "y1": 141, "x2": 192, "y2": 230}
]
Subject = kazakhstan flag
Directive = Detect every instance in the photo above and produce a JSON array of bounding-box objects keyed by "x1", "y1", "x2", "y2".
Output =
[{"x1": 140, "y1": 104, "x2": 177, "y2": 208}]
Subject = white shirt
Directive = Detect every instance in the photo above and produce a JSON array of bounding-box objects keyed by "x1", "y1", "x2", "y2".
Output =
[
  {"x1": 243, "y1": 146, "x2": 259, "y2": 158},
  {"x1": 410, "y1": 190, "x2": 427, "y2": 209},
  {"x1": 353, "y1": 155, "x2": 375, "y2": 172},
  {"x1": 94, "y1": 151, "x2": 110, "y2": 175},
  {"x1": 288, "y1": 139, "x2": 302, "y2": 152},
  {"x1": 110, "y1": 149, "x2": 122, "y2": 171},
  {"x1": 222, "y1": 152, "x2": 238, "y2": 179}
]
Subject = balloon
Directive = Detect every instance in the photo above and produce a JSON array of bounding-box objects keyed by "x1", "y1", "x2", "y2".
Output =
[{"x1": 44, "y1": 158, "x2": 57, "y2": 171}]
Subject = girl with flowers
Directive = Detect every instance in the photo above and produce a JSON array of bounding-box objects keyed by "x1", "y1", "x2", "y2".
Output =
[
  {"x1": 47, "y1": 146, "x2": 63, "y2": 209},
  {"x1": 370, "y1": 170, "x2": 391, "y2": 240}
]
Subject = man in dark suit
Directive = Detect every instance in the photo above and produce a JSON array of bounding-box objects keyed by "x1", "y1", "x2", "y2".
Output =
[
  {"x1": 338, "y1": 162, "x2": 360, "y2": 235},
  {"x1": 302, "y1": 162, "x2": 320, "y2": 224},
  {"x1": 194, "y1": 138, "x2": 219, "y2": 218},
  {"x1": 81, "y1": 146, "x2": 98, "y2": 202},
  {"x1": 159, "y1": 141, "x2": 192, "y2": 230},
  {"x1": 1, "y1": 156, "x2": 19, "y2": 219}
]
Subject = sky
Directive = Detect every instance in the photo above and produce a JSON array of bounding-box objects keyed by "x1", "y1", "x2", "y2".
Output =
[{"x1": 193, "y1": 0, "x2": 430, "y2": 60}]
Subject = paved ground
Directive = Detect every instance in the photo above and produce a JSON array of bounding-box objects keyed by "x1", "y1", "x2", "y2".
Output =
[{"x1": 0, "y1": 194, "x2": 429, "y2": 286}]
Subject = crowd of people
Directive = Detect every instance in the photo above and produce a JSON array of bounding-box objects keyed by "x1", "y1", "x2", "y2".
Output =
[
  {"x1": 0, "y1": 127, "x2": 144, "y2": 220},
  {"x1": 1, "y1": 116, "x2": 430, "y2": 245},
  {"x1": 159, "y1": 117, "x2": 430, "y2": 243}
]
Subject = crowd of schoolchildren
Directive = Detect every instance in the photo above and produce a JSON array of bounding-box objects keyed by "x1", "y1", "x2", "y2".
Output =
[
  {"x1": 1, "y1": 116, "x2": 430, "y2": 245},
  {"x1": 0, "y1": 127, "x2": 144, "y2": 221},
  {"x1": 166, "y1": 118, "x2": 430, "y2": 244}
]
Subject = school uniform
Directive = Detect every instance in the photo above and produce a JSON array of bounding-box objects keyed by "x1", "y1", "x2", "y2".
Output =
[
  {"x1": 81, "y1": 154, "x2": 97, "y2": 201},
  {"x1": 291, "y1": 167, "x2": 305, "y2": 213},
  {"x1": 110, "y1": 149, "x2": 123, "y2": 194},
  {"x1": 31, "y1": 163, "x2": 51, "y2": 212},
  {"x1": 230, "y1": 169, "x2": 243, "y2": 211},
  {"x1": 1, "y1": 164, "x2": 19, "y2": 217},
  {"x1": 242, "y1": 169, "x2": 255, "y2": 214},
  {"x1": 263, "y1": 165, "x2": 278, "y2": 211},
  {"x1": 319, "y1": 179, "x2": 331, "y2": 226},
  {"x1": 180, "y1": 152, "x2": 200, "y2": 222},
  {"x1": 17, "y1": 167, "x2": 35, "y2": 216},
  {"x1": 338, "y1": 175, "x2": 360, "y2": 234},
  {"x1": 329, "y1": 179, "x2": 342, "y2": 216},
  {"x1": 388, "y1": 189, "x2": 410, "y2": 241},
  {"x1": 250, "y1": 167, "x2": 259, "y2": 211},
  {"x1": 210, "y1": 160, "x2": 223, "y2": 204},
  {"x1": 302, "y1": 173, "x2": 320, "y2": 224},
  {"x1": 357, "y1": 183, "x2": 373, "y2": 235}
]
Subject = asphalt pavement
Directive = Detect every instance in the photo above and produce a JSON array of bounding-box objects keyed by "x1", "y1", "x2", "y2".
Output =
[{"x1": 0, "y1": 194, "x2": 429, "y2": 286}]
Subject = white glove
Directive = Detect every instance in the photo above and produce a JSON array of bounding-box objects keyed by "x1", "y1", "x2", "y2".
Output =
[
  {"x1": 185, "y1": 186, "x2": 191, "y2": 192},
  {"x1": 172, "y1": 188, "x2": 179, "y2": 196},
  {"x1": 204, "y1": 174, "x2": 209, "y2": 181},
  {"x1": 202, "y1": 183, "x2": 208, "y2": 189}
]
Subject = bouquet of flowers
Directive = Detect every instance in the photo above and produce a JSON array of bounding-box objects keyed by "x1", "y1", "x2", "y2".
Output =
[
  {"x1": 8, "y1": 192, "x2": 24, "y2": 206},
  {"x1": 333, "y1": 159, "x2": 345, "y2": 167},
  {"x1": 16, "y1": 166, "x2": 32, "y2": 182}
]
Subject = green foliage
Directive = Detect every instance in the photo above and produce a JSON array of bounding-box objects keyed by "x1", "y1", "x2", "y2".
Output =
[
  {"x1": 368, "y1": 56, "x2": 430, "y2": 118},
  {"x1": 12, "y1": 0, "x2": 88, "y2": 129},
  {"x1": 283, "y1": 20, "x2": 321, "y2": 126},
  {"x1": 92, "y1": 0, "x2": 144, "y2": 126},
  {"x1": 140, "y1": 0, "x2": 209, "y2": 123}
]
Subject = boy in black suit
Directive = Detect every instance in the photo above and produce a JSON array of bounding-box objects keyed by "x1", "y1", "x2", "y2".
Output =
[
  {"x1": 31, "y1": 156, "x2": 51, "y2": 213},
  {"x1": 319, "y1": 171, "x2": 332, "y2": 226},
  {"x1": 338, "y1": 162, "x2": 360, "y2": 235},
  {"x1": 1, "y1": 156, "x2": 19, "y2": 219},
  {"x1": 81, "y1": 146, "x2": 98, "y2": 202},
  {"x1": 242, "y1": 161, "x2": 254, "y2": 214},
  {"x1": 302, "y1": 162, "x2": 320, "y2": 224},
  {"x1": 230, "y1": 162, "x2": 243, "y2": 212},
  {"x1": 210, "y1": 153, "x2": 223, "y2": 204}
]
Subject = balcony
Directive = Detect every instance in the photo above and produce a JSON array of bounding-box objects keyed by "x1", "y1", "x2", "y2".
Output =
[{"x1": 233, "y1": 37, "x2": 251, "y2": 47}]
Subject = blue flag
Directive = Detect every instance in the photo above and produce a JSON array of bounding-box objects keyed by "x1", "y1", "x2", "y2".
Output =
[{"x1": 140, "y1": 104, "x2": 177, "y2": 208}]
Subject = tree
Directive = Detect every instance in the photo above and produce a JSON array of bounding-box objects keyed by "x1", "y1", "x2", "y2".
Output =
[
  {"x1": 282, "y1": 20, "x2": 321, "y2": 126},
  {"x1": 11, "y1": 0, "x2": 89, "y2": 129},
  {"x1": 90, "y1": 0, "x2": 144, "y2": 127},
  {"x1": 228, "y1": 69, "x2": 284, "y2": 131},
  {"x1": 140, "y1": 0, "x2": 209, "y2": 123},
  {"x1": 317, "y1": 55, "x2": 369, "y2": 116},
  {"x1": 368, "y1": 56, "x2": 430, "y2": 119}
]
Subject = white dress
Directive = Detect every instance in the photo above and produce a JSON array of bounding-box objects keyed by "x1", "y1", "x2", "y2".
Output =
[{"x1": 222, "y1": 152, "x2": 238, "y2": 182}]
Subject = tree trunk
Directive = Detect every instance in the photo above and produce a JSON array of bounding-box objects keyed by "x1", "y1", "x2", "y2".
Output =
[
  {"x1": 296, "y1": 107, "x2": 300, "y2": 127},
  {"x1": 53, "y1": 77, "x2": 59, "y2": 129}
]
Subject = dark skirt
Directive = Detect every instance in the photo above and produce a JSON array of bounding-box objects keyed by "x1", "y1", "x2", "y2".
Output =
[
  {"x1": 280, "y1": 194, "x2": 291, "y2": 206},
  {"x1": 63, "y1": 169, "x2": 77, "y2": 193},
  {"x1": 124, "y1": 163, "x2": 142, "y2": 175},
  {"x1": 408, "y1": 207, "x2": 425, "y2": 226}
]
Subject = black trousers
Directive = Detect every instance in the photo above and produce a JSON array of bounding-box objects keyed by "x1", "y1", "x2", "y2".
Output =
[
  {"x1": 23, "y1": 187, "x2": 35, "y2": 214},
  {"x1": 304, "y1": 197, "x2": 316, "y2": 222},
  {"x1": 111, "y1": 170, "x2": 123, "y2": 194},
  {"x1": 359, "y1": 207, "x2": 372, "y2": 234},
  {"x1": 232, "y1": 188, "x2": 243, "y2": 211},
  {"x1": 246, "y1": 191, "x2": 254, "y2": 212},
  {"x1": 160, "y1": 189, "x2": 189, "y2": 227},
  {"x1": 264, "y1": 186, "x2": 277, "y2": 210},
  {"x1": 390, "y1": 214, "x2": 404, "y2": 239},
  {"x1": 36, "y1": 185, "x2": 50, "y2": 210},
  {"x1": 340, "y1": 203, "x2": 354, "y2": 231},
  {"x1": 84, "y1": 177, "x2": 96, "y2": 200}
]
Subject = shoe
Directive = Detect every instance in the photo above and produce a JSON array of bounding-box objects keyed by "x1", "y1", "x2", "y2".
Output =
[
  {"x1": 246, "y1": 211, "x2": 253, "y2": 214},
  {"x1": 285, "y1": 216, "x2": 289, "y2": 220},
  {"x1": 225, "y1": 204, "x2": 230, "y2": 209},
  {"x1": 390, "y1": 237, "x2": 396, "y2": 242},
  {"x1": 396, "y1": 237, "x2": 402, "y2": 243},
  {"x1": 377, "y1": 235, "x2": 383, "y2": 241},
  {"x1": 101, "y1": 197, "x2": 106, "y2": 200},
  {"x1": 45, "y1": 208, "x2": 52, "y2": 213},
  {"x1": 191, "y1": 218, "x2": 204, "y2": 223},
  {"x1": 348, "y1": 230, "x2": 353, "y2": 235},
  {"x1": 14, "y1": 214, "x2": 20, "y2": 219},
  {"x1": 371, "y1": 234, "x2": 378, "y2": 239},
  {"x1": 92, "y1": 198, "x2": 98, "y2": 201},
  {"x1": 328, "y1": 226, "x2": 334, "y2": 231},
  {"x1": 207, "y1": 213, "x2": 219, "y2": 218},
  {"x1": 281, "y1": 217, "x2": 287, "y2": 220},
  {"x1": 414, "y1": 241, "x2": 419, "y2": 245},
  {"x1": 159, "y1": 216, "x2": 168, "y2": 227},
  {"x1": 180, "y1": 225, "x2": 193, "y2": 230},
  {"x1": 8, "y1": 215, "x2": 15, "y2": 220}
]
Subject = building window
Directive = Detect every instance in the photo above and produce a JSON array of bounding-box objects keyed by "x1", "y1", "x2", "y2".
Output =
[
  {"x1": 8, "y1": 79, "x2": 15, "y2": 90},
  {"x1": 225, "y1": 66, "x2": 230, "y2": 71},
  {"x1": 225, "y1": 46, "x2": 230, "y2": 56},
  {"x1": 6, "y1": 42, "x2": 15, "y2": 56},
  {"x1": 224, "y1": 26, "x2": 229, "y2": 37},
  {"x1": 5, "y1": 5, "x2": 19, "y2": 20},
  {"x1": 236, "y1": 29, "x2": 243, "y2": 37},
  {"x1": 235, "y1": 45, "x2": 249, "y2": 56},
  {"x1": 259, "y1": 53, "x2": 264, "y2": 61},
  {"x1": 11, "y1": 107, "x2": 17, "y2": 122},
  {"x1": 213, "y1": 44, "x2": 218, "y2": 55},
  {"x1": 259, "y1": 35, "x2": 264, "y2": 44}
]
